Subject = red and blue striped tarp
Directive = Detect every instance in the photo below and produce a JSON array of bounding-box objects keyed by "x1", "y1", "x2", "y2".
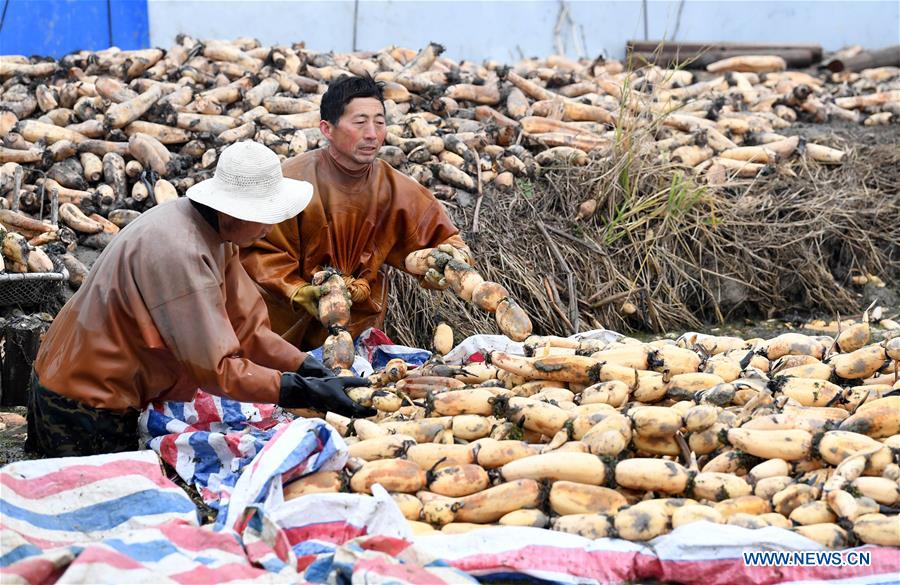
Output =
[
  {"x1": 1, "y1": 409, "x2": 475, "y2": 584},
  {"x1": 410, "y1": 523, "x2": 900, "y2": 584}
]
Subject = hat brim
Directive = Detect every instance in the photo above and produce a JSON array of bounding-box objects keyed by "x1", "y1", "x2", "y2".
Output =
[{"x1": 186, "y1": 176, "x2": 313, "y2": 224}]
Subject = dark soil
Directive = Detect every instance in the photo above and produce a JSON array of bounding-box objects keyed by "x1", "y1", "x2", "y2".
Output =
[{"x1": 0, "y1": 407, "x2": 31, "y2": 466}]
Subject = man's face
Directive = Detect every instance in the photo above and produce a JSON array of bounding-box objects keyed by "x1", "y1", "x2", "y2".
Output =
[
  {"x1": 321, "y1": 97, "x2": 386, "y2": 169},
  {"x1": 219, "y1": 214, "x2": 273, "y2": 247}
]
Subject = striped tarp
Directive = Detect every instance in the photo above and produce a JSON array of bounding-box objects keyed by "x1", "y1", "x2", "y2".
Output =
[
  {"x1": 141, "y1": 393, "x2": 285, "y2": 508},
  {"x1": 1, "y1": 418, "x2": 472, "y2": 584},
  {"x1": 0, "y1": 450, "x2": 259, "y2": 584},
  {"x1": 409, "y1": 523, "x2": 900, "y2": 584}
]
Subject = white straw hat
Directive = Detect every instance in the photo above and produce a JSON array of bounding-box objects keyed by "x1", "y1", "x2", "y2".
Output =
[{"x1": 186, "y1": 141, "x2": 313, "y2": 224}]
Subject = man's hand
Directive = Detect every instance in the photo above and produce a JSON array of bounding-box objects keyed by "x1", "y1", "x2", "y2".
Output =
[
  {"x1": 297, "y1": 354, "x2": 335, "y2": 378},
  {"x1": 279, "y1": 372, "x2": 375, "y2": 418},
  {"x1": 291, "y1": 284, "x2": 323, "y2": 317},
  {"x1": 437, "y1": 243, "x2": 474, "y2": 267},
  {"x1": 341, "y1": 275, "x2": 370, "y2": 304},
  {"x1": 421, "y1": 267, "x2": 449, "y2": 290}
]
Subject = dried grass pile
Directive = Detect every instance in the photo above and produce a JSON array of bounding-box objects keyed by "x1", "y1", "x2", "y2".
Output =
[{"x1": 387, "y1": 126, "x2": 900, "y2": 348}]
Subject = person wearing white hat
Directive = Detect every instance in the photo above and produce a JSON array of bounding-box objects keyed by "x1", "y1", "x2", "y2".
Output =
[{"x1": 28, "y1": 142, "x2": 374, "y2": 458}]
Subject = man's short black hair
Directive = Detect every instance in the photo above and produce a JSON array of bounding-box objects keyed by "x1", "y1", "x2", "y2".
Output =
[{"x1": 320, "y1": 75, "x2": 385, "y2": 125}]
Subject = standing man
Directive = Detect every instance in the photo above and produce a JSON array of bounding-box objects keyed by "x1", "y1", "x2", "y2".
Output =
[
  {"x1": 29, "y1": 141, "x2": 373, "y2": 458},
  {"x1": 241, "y1": 75, "x2": 471, "y2": 350}
]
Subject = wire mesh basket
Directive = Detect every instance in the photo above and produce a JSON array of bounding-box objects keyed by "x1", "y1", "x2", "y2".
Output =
[{"x1": 0, "y1": 257, "x2": 69, "y2": 307}]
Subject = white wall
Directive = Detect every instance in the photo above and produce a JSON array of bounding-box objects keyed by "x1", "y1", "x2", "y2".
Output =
[{"x1": 147, "y1": 0, "x2": 900, "y2": 62}]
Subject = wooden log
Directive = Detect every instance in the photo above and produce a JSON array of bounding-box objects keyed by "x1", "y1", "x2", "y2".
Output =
[
  {"x1": 824, "y1": 45, "x2": 900, "y2": 73},
  {"x1": 626, "y1": 41, "x2": 822, "y2": 69},
  {"x1": 628, "y1": 41, "x2": 822, "y2": 61}
]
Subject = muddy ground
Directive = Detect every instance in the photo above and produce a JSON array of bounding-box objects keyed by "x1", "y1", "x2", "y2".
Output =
[{"x1": 0, "y1": 407, "x2": 27, "y2": 466}]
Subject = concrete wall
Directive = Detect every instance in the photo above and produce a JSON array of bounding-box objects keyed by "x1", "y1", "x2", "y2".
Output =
[{"x1": 147, "y1": 0, "x2": 899, "y2": 62}]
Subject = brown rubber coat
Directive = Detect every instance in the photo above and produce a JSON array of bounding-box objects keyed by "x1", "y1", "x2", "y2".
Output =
[
  {"x1": 35, "y1": 198, "x2": 305, "y2": 411},
  {"x1": 241, "y1": 149, "x2": 465, "y2": 349}
]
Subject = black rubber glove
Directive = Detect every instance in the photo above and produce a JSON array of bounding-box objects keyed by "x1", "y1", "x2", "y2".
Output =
[
  {"x1": 296, "y1": 354, "x2": 336, "y2": 378},
  {"x1": 278, "y1": 372, "x2": 376, "y2": 418}
]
